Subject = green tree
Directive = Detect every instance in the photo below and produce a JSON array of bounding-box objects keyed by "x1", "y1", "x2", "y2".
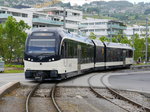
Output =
[
  {"x1": 113, "y1": 34, "x2": 131, "y2": 45},
  {"x1": 3, "y1": 16, "x2": 30, "y2": 63},
  {"x1": 132, "y1": 34, "x2": 145, "y2": 61},
  {"x1": 120, "y1": 36, "x2": 131, "y2": 45},
  {"x1": 99, "y1": 36, "x2": 110, "y2": 42},
  {"x1": 14, "y1": 20, "x2": 30, "y2": 63},
  {"x1": 89, "y1": 32, "x2": 97, "y2": 39},
  {"x1": 0, "y1": 24, "x2": 5, "y2": 58}
]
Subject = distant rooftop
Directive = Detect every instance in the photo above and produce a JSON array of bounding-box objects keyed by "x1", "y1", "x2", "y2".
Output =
[{"x1": 13, "y1": 5, "x2": 31, "y2": 9}]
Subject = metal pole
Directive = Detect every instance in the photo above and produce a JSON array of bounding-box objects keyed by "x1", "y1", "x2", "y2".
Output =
[
  {"x1": 63, "y1": 7, "x2": 66, "y2": 29},
  {"x1": 77, "y1": 23, "x2": 80, "y2": 35},
  {"x1": 145, "y1": 18, "x2": 148, "y2": 63},
  {"x1": 133, "y1": 28, "x2": 135, "y2": 61},
  {"x1": 110, "y1": 22, "x2": 112, "y2": 42}
]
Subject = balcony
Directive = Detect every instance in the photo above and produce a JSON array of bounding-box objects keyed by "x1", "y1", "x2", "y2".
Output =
[
  {"x1": 0, "y1": 14, "x2": 12, "y2": 19},
  {"x1": 108, "y1": 24, "x2": 126, "y2": 30},
  {"x1": 108, "y1": 31, "x2": 117, "y2": 35},
  {"x1": 78, "y1": 24, "x2": 87, "y2": 28},
  {"x1": 32, "y1": 18, "x2": 63, "y2": 26}
]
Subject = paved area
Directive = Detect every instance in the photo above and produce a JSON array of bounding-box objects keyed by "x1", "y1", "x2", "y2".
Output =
[
  {"x1": 0, "y1": 73, "x2": 34, "y2": 87},
  {"x1": 58, "y1": 72, "x2": 106, "y2": 87},
  {"x1": 108, "y1": 71, "x2": 150, "y2": 94},
  {"x1": 0, "y1": 71, "x2": 150, "y2": 94}
]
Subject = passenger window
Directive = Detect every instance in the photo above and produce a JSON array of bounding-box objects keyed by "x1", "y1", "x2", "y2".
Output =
[{"x1": 61, "y1": 43, "x2": 65, "y2": 58}]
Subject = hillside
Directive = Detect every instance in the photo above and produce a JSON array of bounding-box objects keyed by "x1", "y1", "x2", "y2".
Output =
[
  {"x1": 0, "y1": 0, "x2": 150, "y2": 25},
  {"x1": 77, "y1": 1, "x2": 150, "y2": 25},
  {"x1": 0, "y1": 0, "x2": 53, "y2": 7}
]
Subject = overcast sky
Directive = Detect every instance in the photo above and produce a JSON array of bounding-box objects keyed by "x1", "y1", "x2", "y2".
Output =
[{"x1": 62, "y1": 0, "x2": 149, "y2": 5}]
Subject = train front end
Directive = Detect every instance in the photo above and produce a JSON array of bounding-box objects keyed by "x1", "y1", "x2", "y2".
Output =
[{"x1": 24, "y1": 29, "x2": 63, "y2": 81}]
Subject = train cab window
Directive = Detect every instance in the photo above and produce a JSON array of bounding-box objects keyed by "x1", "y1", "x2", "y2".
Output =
[
  {"x1": 27, "y1": 32, "x2": 59, "y2": 55},
  {"x1": 129, "y1": 50, "x2": 133, "y2": 57},
  {"x1": 27, "y1": 38, "x2": 56, "y2": 54}
]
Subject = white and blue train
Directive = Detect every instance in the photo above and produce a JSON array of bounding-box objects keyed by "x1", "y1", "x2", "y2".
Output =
[{"x1": 24, "y1": 28, "x2": 133, "y2": 81}]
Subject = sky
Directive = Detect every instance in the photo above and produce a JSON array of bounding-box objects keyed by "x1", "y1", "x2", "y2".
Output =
[{"x1": 62, "y1": 0, "x2": 150, "y2": 5}]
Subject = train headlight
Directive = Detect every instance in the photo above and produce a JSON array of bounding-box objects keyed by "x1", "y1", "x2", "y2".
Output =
[{"x1": 28, "y1": 58, "x2": 30, "y2": 61}]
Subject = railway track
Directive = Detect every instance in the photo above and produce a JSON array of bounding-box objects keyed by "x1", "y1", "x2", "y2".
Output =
[
  {"x1": 51, "y1": 84, "x2": 62, "y2": 112},
  {"x1": 25, "y1": 83, "x2": 62, "y2": 112},
  {"x1": 88, "y1": 74, "x2": 150, "y2": 112}
]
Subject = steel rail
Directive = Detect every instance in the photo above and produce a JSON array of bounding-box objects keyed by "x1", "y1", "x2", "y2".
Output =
[
  {"x1": 51, "y1": 84, "x2": 62, "y2": 112},
  {"x1": 88, "y1": 74, "x2": 130, "y2": 112},
  {"x1": 25, "y1": 83, "x2": 41, "y2": 112},
  {"x1": 101, "y1": 74, "x2": 150, "y2": 112}
]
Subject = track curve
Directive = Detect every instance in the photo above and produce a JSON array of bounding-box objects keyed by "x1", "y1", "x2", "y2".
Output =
[{"x1": 101, "y1": 74, "x2": 150, "y2": 112}]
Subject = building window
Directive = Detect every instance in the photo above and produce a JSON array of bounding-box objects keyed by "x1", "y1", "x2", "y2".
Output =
[
  {"x1": 95, "y1": 29, "x2": 106, "y2": 32},
  {"x1": 134, "y1": 28, "x2": 139, "y2": 31},
  {"x1": 7, "y1": 11, "x2": 11, "y2": 14},
  {"x1": 12, "y1": 12, "x2": 20, "y2": 17},
  {"x1": 22, "y1": 13, "x2": 28, "y2": 17},
  {"x1": 82, "y1": 23, "x2": 88, "y2": 25},
  {"x1": 95, "y1": 22, "x2": 101, "y2": 25},
  {"x1": 68, "y1": 29, "x2": 74, "y2": 32},
  {"x1": 73, "y1": 13, "x2": 79, "y2": 16},
  {"x1": 66, "y1": 20, "x2": 77, "y2": 24},
  {"x1": 33, "y1": 24, "x2": 38, "y2": 28},
  {"x1": 33, "y1": 15, "x2": 39, "y2": 18},
  {"x1": 89, "y1": 23, "x2": 94, "y2": 25},
  {"x1": 95, "y1": 29, "x2": 100, "y2": 32},
  {"x1": 0, "y1": 10, "x2": 5, "y2": 14},
  {"x1": 89, "y1": 29, "x2": 94, "y2": 32},
  {"x1": 95, "y1": 22, "x2": 107, "y2": 25}
]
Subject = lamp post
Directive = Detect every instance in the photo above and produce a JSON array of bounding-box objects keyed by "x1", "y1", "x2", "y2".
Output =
[
  {"x1": 63, "y1": 7, "x2": 66, "y2": 29},
  {"x1": 133, "y1": 28, "x2": 135, "y2": 61},
  {"x1": 145, "y1": 18, "x2": 148, "y2": 63}
]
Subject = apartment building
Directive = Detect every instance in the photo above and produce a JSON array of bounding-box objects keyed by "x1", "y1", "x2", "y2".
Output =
[
  {"x1": 80, "y1": 18, "x2": 127, "y2": 38},
  {"x1": 0, "y1": 6, "x2": 82, "y2": 33},
  {"x1": 125, "y1": 25, "x2": 150, "y2": 38},
  {"x1": 36, "y1": 7, "x2": 83, "y2": 33}
]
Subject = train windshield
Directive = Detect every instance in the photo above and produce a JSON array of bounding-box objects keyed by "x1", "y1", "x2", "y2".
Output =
[{"x1": 27, "y1": 33, "x2": 56, "y2": 54}]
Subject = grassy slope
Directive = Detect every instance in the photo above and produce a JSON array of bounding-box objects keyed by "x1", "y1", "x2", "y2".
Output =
[{"x1": 4, "y1": 64, "x2": 24, "y2": 73}]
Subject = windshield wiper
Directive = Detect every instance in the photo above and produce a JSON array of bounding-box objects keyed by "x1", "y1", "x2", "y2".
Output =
[{"x1": 36, "y1": 53, "x2": 55, "y2": 57}]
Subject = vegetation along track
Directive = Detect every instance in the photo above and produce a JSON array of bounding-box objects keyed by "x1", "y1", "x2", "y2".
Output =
[
  {"x1": 25, "y1": 83, "x2": 63, "y2": 112},
  {"x1": 88, "y1": 74, "x2": 150, "y2": 112}
]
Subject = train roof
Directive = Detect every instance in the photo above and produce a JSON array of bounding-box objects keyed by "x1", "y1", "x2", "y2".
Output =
[
  {"x1": 104, "y1": 42, "x2": 133, "y2": 50},
  {"x1": 63, "y1": 32, "x2": 94, "y2": 45},
  {"x1": 30, "y1": 28, "x2": 132, "y2": 49},
  {"x1": 92, "y1": 39, "x2": 104, "y2": 47},
  {"x1": 31, "y1": 27, "x2": 63, "y2": 32},
  {"x1": 31, "y1": 27, "x2": 94, "y2": 45}
]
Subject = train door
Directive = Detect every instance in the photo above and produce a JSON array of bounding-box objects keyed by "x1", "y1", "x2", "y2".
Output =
[
  {"x1": 62, "y1": 41, "x2": 68, "y2": 72},
  {"x1": 77, "y1": 45, "x2": 81, "y2": 74},
  {"x1": 123, "y1": 50, "x2": 126, "y2": 66}
]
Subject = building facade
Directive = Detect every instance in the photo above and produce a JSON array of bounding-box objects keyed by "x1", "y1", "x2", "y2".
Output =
[
  {"x1": 80, "y1": 18, "x2": 127, "y2": 38},
  {"x1": 125, "y1": 25, "x2": 150, "y2": 38},
  {"x1": 0, "y1": 6, "x2": 64, "y2": 33},
  {"x1": 0, "y1": 6, "x2": 82, "y2": 33},
  {"x1": 36, "y1": 7, "x2": 83, "y2": 33}
]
